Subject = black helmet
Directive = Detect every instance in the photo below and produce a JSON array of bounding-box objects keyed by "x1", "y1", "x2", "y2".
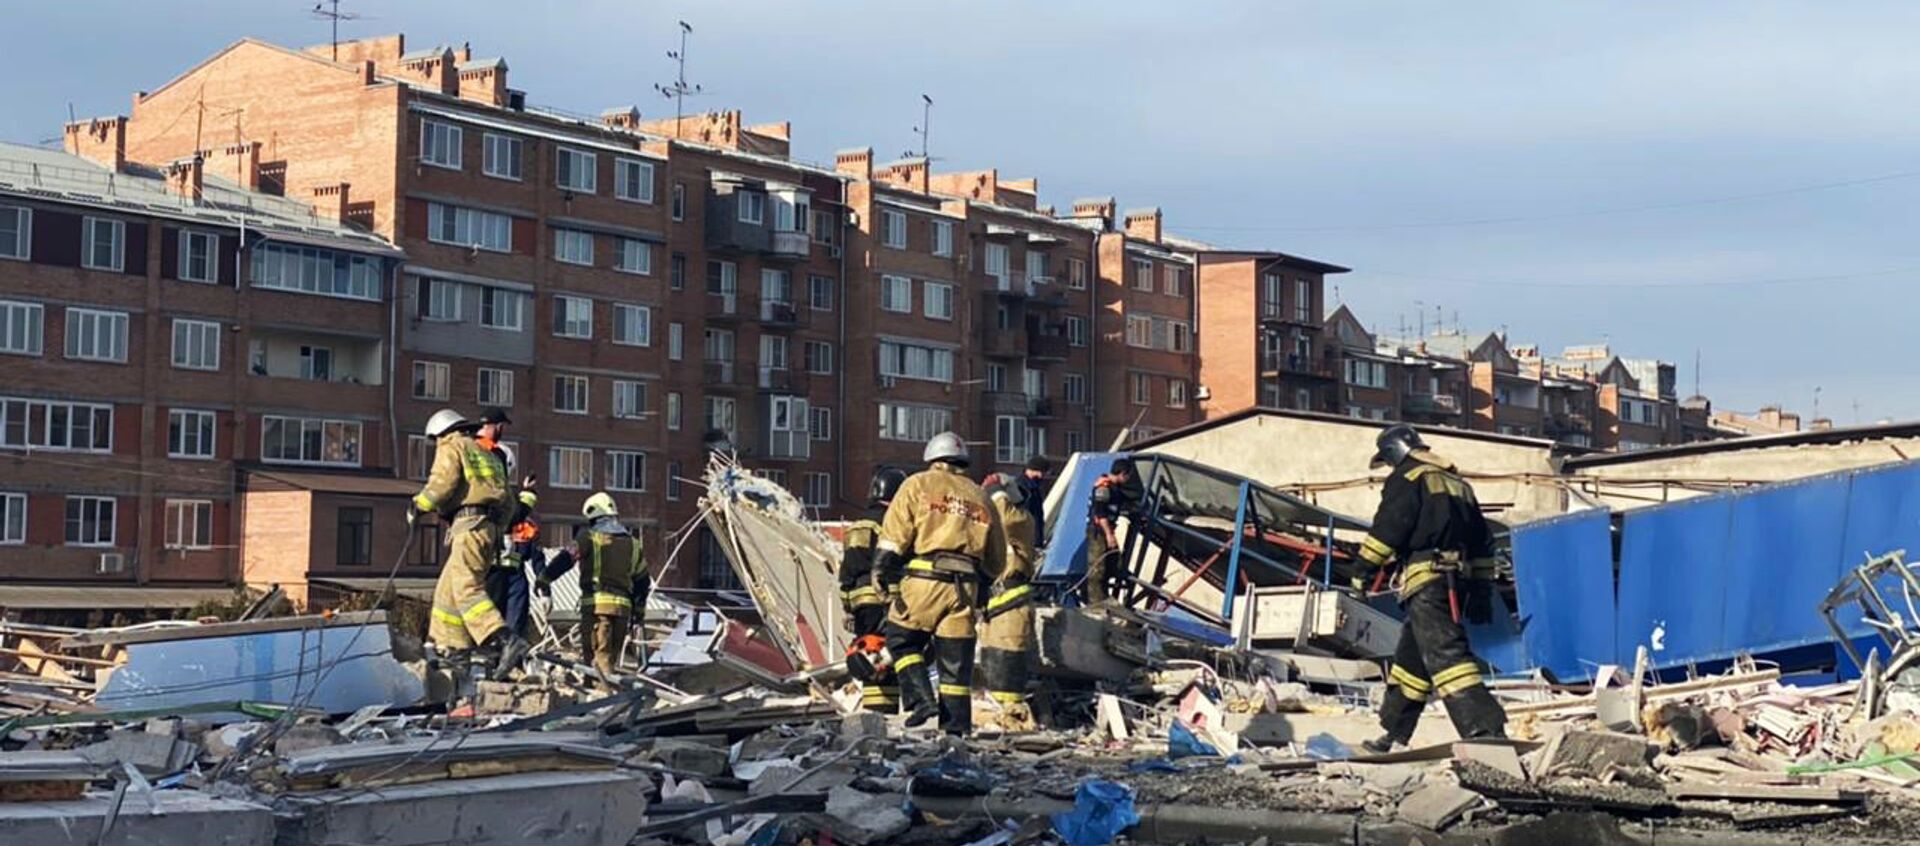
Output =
[
  {"x1": 1371, "y1": 424, "x2": 1427, "y2": 469},
  {"x1": 1108, "y1": 458, "x2": 1135, "y2": 478},
  {"x1": 869, "y1": 467, "x2": 908, "y2": 506}
]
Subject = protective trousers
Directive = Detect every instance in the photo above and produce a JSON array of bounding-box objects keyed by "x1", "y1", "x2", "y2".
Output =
[
  {"x1": 485, "y1": 564, "x2": 531, "y2": 638},
  {"x1": 852, "y1": 605, "x2": 899, "y2": 712},
  {"x1": 884, "y1": 573, "x2": 978, "y2": 735},
  {"x1": 1084, "y1": 527, "x2": 1115, "y2": 606},
  {"x1": 1376, "y1": 581, "x2": 1507, "y2": 743},
  {"x1": 979, "y1": 583, "x2": 1034, "y2": 705},
  {"x1": 429, "y1": 517, "x2": 506, "y2": 650},
  {"x1": 580, "y1": 608, "x2": 631, "y2": 679}
]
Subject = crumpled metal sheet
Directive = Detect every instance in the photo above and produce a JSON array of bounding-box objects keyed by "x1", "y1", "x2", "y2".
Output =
[{"x1": 699, "y1": 456, "x2": 846, "y2": 671}]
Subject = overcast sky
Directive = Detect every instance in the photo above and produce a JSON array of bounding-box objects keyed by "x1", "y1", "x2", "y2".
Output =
[{"x1": 7, "y1": 2, "x2": 1917, "y2": 422}]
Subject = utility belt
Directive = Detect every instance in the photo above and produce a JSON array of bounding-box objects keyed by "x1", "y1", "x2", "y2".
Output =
[
  {"x1": 982, "y1": 579, "x2": 1033, "y2": 621},
  {"x1": 1398, "y1": 550, "x2": 1499, "y2": 597},
  {"x1": 452, "y1": 503, "x2": 507, "y2": 527},
  {"x1": 842, "y1": 583, "x2": 888, "y2": 608},
  {"x1": 905, "y1": 552, "x2": 979, "y2": 582}
]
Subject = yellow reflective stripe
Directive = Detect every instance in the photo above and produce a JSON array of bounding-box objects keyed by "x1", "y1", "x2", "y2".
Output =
[
  {"x1": 413, "y1": 494, "x2": 437, "y2": 512},
  {"x1": 986, "y1": 584, "x2": 1032, "y2": 612},
  {"x1": 938, "y1": 684, "x2": 971, "y2": 697},
  {"x1": 518, "y1": 490, "x2": 539, "y2": 507},
  {"x1": 893, "y1": 653, "x2": 925, "y2": 672},
  {"x1": 592, "y1": 593, "x2": 633, "y2": 608},
  {"x1": 852, "y1": 519, "x2": 881, "y2": 531},
  {"x1": 431, "y1": 607, "x2": 464, "y2": 626},
  {"x1": 988, "y1": 690, "x2": 1025, "y2": 704},
  {"x1": 461, "y1": 599, "x2": 498, "y2": 621},
  {"x1": 462, "y1": 445, "x2": 504, "y2": 482},
  {"x1": 877, "y1": 538, "x2": 904, "y2": 554},
  {"x1": 846, "y1": 586, "x2": 880, "y2": 602},
  {"x1": 907, "y1": 559, "x2": 936, "y2": 572},
  {"x1": 1403, "y1": 463, "x2": 1434, "y2": 482},
  {"x1": 1360, "y1": 536, "x2": 1395, "y2": 567},
  {"x1": 1388, "y1": 664, "x2": 1431, "y2": 693},
  {"x1": 1432, "y1": 662, "x2": 1484, "y2": 696}
]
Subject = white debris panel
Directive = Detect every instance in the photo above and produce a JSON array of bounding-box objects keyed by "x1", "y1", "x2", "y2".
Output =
[{"x1": 698, "y1": 456, "x2": 848, "y2": 671}]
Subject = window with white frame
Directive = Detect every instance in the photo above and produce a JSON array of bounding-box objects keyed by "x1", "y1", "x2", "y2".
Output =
[
  {"x1": 809, "y1": 275, "x2": 833, "y2": 311},
  {"x1": 670, "y1": 253, "x2": 686, "y2": 290},
  {"x1": 253, "y1": 243, "x2": 382, "y2": 299},
  {"x1": 616, "y1": 238, "x2": 652, "y2": 275},
  {"x1": 299, "y1": 346, "x2": 333, "y2": 381},
  {"x1": 1169, "y1": 379, "x2": 1189, "y2": 408},
  {"x1": 932, "y1": 220, "x2": 952, "y2": 256},
  {"x1": 704, "y1": 327, "x2": 735, "y2": 365},
  {"x1": 553, "y1": 295, "x2": 593, "y2": 338},
  {"x1": 612, "y1": 380, "x2": 648, "y2": 419},
  {"x1": 83, "y1": 217, "x2": 125, "y2": 272},
  {"x1": 614, "y1": 158, "x2": 655, "y2": 203},
  {"x1": 671, "y1": 184, "x2": 686, "y2": 220},
  {"x1": 261, "y1": 416, "x2": 361, "y2": 466},
  {"x1": 666, "y1": 460, "x2": 683, "y2": 501},
  {"x1": 65, "y1": 308, "x2": 128, "y2": 362},
  {"x1": 761, "y1": 268, "x2": 792, "y2": 307},
  {"x1": 1164, "y1": 265, "x2": 1187, "y2": 296},
  {"x1": 666, "y1": 391, "x2": 682, "y2": 431},
  {"x1": 0, "y1": 492, "x2": 21, "y2": 544},
  {"x1": 167, "y1": 409, "x2": 215, "y2": 459},
  {"x1": 412, "y1": 360, "x2": 450, "y2": 400},
  {"x1": 705, "y1": 395, "x2": 737, "y2": 441},
  {"x1": 759, "y1": 335, "x2": 789, "y2": 380},
  {"x1": 1124, "y1": 315, "x2": 1152, "y2": 349},
  {"x1": 1024, "y1": 367, "x2": 1045, "y2": 398},
  {"x1": 612, "y1": 303, "x2": 651, "y2": 346},
  {"x1": 995, "y1": 416, "x2": 1029, "y2": 464},
  {"x1": 479, "y1": 287, "x2": 525, "y2": 330},
  {"x1": 554, "y1": 229, "x2": 594, "y2": 266},
  {"x1": 804, "y1": 472, "x2": 832, "y2": 507},
  {"x1": 1029, "y1": 426, "x2": 1048, "y2": 461},
  {"x1": 984, "y1": 243, "x2": 1009, "y2": 286},
  {"x1": 171, "y1": 319, "x2": 220, "y2": 371},
  {"x1": 1066, "y1": 315, "x2": 1088, "y2": 347},
  {"x1": 1169, "y1": 320, "x2": 1193, "y2": 354},
  {"x1": 1295, "y1": 278, "x2": 1314, "y2": 322},
  {"x1": 553, "y1": 374, "x2": 589, "y2": 414},
  {"x1": 804, "y1": 340, "x2": 833, "y2": 374},
  {"x1": 0, "y1": 301, "x2": 40, "y2": 356},
  {"x1": 164, "y1": 499, "x2": 213, "y2": 550},
  {"x1": 1131, "y1": 257, "x2": 1154, "y2": 291},
  {"x1": 482, "y1": 132, "x2": 522, "y2": 179},
  {"x1": 556, "y1": 147, "x2": 597, "y2": 192},
  {"x1": 406, "y1": 435, "x2": 434, "y2": 480},
  {"x1": 607, "y1": 450, "x2": 646, "y2": 491},
  {"x1": 1063, "y1": 373, "x2": 1087, "y2": 405},
  {"x1": 987, "y1": 363, "x2": 1007, "y2": 393},
  {"x1": 1344, "y1": 358, "x2": 1388, "y2": 389},
  {"x1": 668, "y1": 322, "x2": 683, "y2": 360},
  {"x1": 877, "y1": 340, "x2": 955, "y2": 382},
  {"x1": 1066, "y1": 257, "x2": 1086, "y2": 290},
  {"x1": 880, "y1": 209, "x2": 907, "y2": 248},
  {"x1": 1065, "y1": 430, "x2": 1085, "y2": 455},
  {"x1": 2, "y1": 398, "x2": 113, "y2": 452},
  {"x1": 923, "y1": 282, "x2": 954, "y2": 320},
  {"x1": 178, "y1": 231, "x2": 218, "y2": 283},
  {"x1": 881, "y1": 275, "x2": 912, "y2": 313},
  {"x1": 810, "y1": 209, "x2": 834, "y2": 245},
  {"x1": 1026, "y1": 250, "x2": 1047, "y2": 282},
  {"x1": 65, "y1": 496, "x2": 115, "y2": 546},
  {"x1": 736, "y1": 190, "x2": 765, "y2": 224},
  {"x1": 420, "y1": 119, "x2": 462, "y2": 169},
  {"x1": 768, "y1": 395, "x2": 810, "y2": 459},
  {"x1": 426, "y1": 203, "x2": 512, "y2": 251},
  {"x1": 810, "y1": 406, "x2": 832, "y2": 442},
  {"x1": 417, "y1": 278, "x2": 462, "y2": 321},
  {"x1": 550, "y1": 446, "x2": 593, "y2": 488},
  {"x1": 1131, "y1": 372, "x2": 1151, "y2": 405},
  {"x1": 1261, "y1": 273, "x2": 1284, "y2": 319},
  {"x1": 878, "y1": 403, "x2": 953, "y2": 442},
  {"x1": 477, "y1": 367, "x2": 513, "y2": 406},
  {"x1": 0, "y1": 206, "x2": 29, "y2": 260}
]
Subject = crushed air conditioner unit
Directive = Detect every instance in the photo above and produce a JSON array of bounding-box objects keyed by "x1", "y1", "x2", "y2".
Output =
[{"x1": 1233, "y1": 583, "x2": 1398, "y2": 658}]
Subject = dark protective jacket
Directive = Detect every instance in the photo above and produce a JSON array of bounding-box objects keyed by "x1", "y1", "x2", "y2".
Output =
[
  {"x1": 571, "y1": 519, "x2": 647, "y2": 614},
  {"x1": 1357, "y1": 451, "x2": 1497, "y2": 599},
  {"x1": 1016, "y1": 473, "x2": 1048, "y2": 545},
  {"x1": 839, "y1": 506, "x2": 889, "y2": 610}
]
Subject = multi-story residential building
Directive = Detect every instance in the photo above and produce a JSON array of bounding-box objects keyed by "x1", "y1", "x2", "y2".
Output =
[
  {"x1": 1070, "y1": 203, "x2": 1203, "y2": 445},
  {"x1": 1193, "y1": 251, "x2": 1350, "y2": 417},
  {"x1": 0, "y1": 130, "x2": 402, "y2": 607}
]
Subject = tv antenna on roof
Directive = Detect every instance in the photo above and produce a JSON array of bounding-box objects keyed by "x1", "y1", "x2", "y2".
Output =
[
  {"x1": 653, "y1": 21, "x2": 703, "y2": 139},
  {"x1": 905, "y1": 94, "x2": 933, "y2": 160},
  {"x1": 311, "y1": 1, "x2": 364, "y2": 62}
]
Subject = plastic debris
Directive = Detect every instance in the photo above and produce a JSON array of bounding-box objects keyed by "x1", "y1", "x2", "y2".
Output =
[{"x1": 1050, "y1": 780, "x2": 1141, "y2": 846}]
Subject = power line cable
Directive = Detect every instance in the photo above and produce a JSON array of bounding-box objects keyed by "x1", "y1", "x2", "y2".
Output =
[{"x1": 1362, "y1": 263, "x2": 1920, "y2": 290}]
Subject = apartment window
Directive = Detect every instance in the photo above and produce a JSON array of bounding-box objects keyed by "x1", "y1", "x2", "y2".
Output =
[
  {"x1": 1169, "y1": 321, "x2": 1193, "y2": 354},
  {"x1": 704, "y1": 327, "x2": 736, "y2": 365},
  {"x1": 607, "y1": 450, "x2": 647, "y2": 491},
  {"x1": 877, "y1": 340, "x2": 955, "y2": 383},
  {"x1": 83, "y1": 217, "x2": 125, "y2": 272},
  {"x1": 420, "y1": 119, "x2": 462, "y2": 169},
  {"x1": 923, "y1": 282, "x2": 954, "y2": 320},
  {"x1": 553, "y1": 295, "x2": 593, "y2": 338},
  {"x1": 800, "y1": 276, "x2": 833, "y2": 314},
  {"x1": 556, "y1": 147, "x2": 597, "y2": 192},
  {"x1": 2, "y1": 398, "x2": 113, "y2": 452},
  {"x1": 932, "y1": 220, "x2": 953, "y2": 256},
  {"x1": 171, "y1": 319, "x2": 220, "y2": 371},
  {"x1": 332, "y1": 506, "x2": 372, "y2": 566},
  {"x1": 1024, "y1": 367, "x2": 1046, "y2": 399},
  {"x1": 1164, "y1": 265, "x2": 1187, "y2": 297},
  {"x1": 1065, "y1": 430, "x2": 1085, "y2": 455},
  {"x1": 0, "y1": 493, "x2": 22, "y2": 544},
  {"x1": 1261, "y1": 273, "x2": 1284, "y2": 319},
  {"x1": 616, "y1": 238, "x2": 652, "y2": 275},
  {"x1": 1131, "y1": 372, "x2": 1151, "y2": 405},
  {"x1": 792, "y1": 472, "x2": 829, "y2": 508},
  {"x1": 612, "y1": 380, "x2": 648, "y2": 419},
  {"x1": 668, "y1": 322, "x2": 684, "y2": 361},
  {"x1": 1063, "y1": 373, "x2": 1087, "y2": 405},
  {"x1": 64, "y1": 308, "x2": 128, "y2": 363},
  {"x1": 736, "y1": 190, "x2": 765, "y2": 224},
  {"x1": 412, "y1": 360, "x2": 450, "y2": 400},
  {"x1": 768, "y1": 395, "x2": 810, "y2": 459},
  {"x1": 426, "y1": 202, "x2": 512, "y2": 252},
  {"x1": 671, "y1": 183, "x2": 686, "y2": 220},
  {"x1": 1295, "y1": 388, "x2": 1313, "y2": 411},
  {"x1": 1124, "y1": 315, "x2": 1153, "y2": 349},
  {"x1": 482, "y1": 132, "x2": 522, "y2": 180},
  {"x1": 879, "y1": 209, "x2": 907, "y2": 248},
  {"x1": 65, "y1": 496, "x2": 116, "y2": 547},
  {"x1": 810, "y1": 406, "x2": 832, "y2": 442},
  {"x1": 395, "y1": 436, "x2": 430, "y2": 480},
  {"x1": 1344, "y1": 358, "x2": 1388, "y2": 389},
  {"x1": 707, "y1": 260, "x2": 739, "y2": 296},
  {"x1": 810, "y1": 209, "x2": 834, "y2": 245},
  {"x1": 0, "y1": 301, "x2": 40, "y2": 356},
  {"x1": 413, "y1": 279, "x2": 461, "y2": 322},
  {"x1": 1169, "y1": 379, "x2": 1189, "y2": 408},
  {"x1": 880, "y1": 275, "x2": 913, "y2": 313},
  {"x1": 761, "y1": 268, "x2": 793, "y2": 307},
  {"x1": 667, "y1": 460, "x2": 683, "y2": 501},
  {"x1": 666, "y1": 391, "x2": 682, "y2": 431},
  {"x1": 1131, "y1": 258, "x2": 1154, "y2": 291},
  {"x1": 614, "y1": 158, "x2": 655, "y2": 203},
  {"x1": 477, "y1": 367, "x2": 513, "y2": 406},
  {"x1": 612, "y1": 303, "x2": 652, "y2": 346},
  {"x1": 760, "y1": 335, "x2": 790, "y2": 377},
  {"x1": 1026, "y1": 250, "x2": 1048, "y2": 283},
  {"x1": 670, "y1": 253, "x2": 686, "y2": 290},
  {"x1": 1295, "y1": 278, "x2": 1313, "y2": 322},
  {"x1": 167, "y1": 409, "x2": 216, "y2": 459},
  {"x1": 261, "y1": 416, "x2": 361, "y2": 466},
  {"x1": 0, "y1": 206, "x2": 29, "y2": 260},
  {"x1": 984, "y1": 243, "x2": 1009, "y2": 286},
  {"x1": 479, "y1": 287, "x2": 526, "y2": 330},
  {"x1": 995, "y1": 416, "x2": 1030, "y2": 464},
  {"x1": 164, "y1": 499, "x2": 213, "y2": 550},
  {"x1": 554, "y1": 229, "x2": 594, "y2": 266},
  {"x1": 178, "y1": 231, "x2": 218, "y2": 283},
  {"x1": 254, "y1": 243, "x2": 382, "y2": 299},
  {"x1": 550, "y1": 446, "x2": 593, "y2": 489},
  {"x1": 1066, "y1": 258, "x2": 1086, "y2": 290},
  {"x1": 553, "y1": 374, "x2": 589, "y2": 414},
  {"x1": 804, "y1": 340, "x2": 834, "y2": 374},
  {"x1": 705, "y1": 396, "x2": 737, "y2": 442},
  {"x1": 1065, "y1": 315, "x2": 1089, "y2": 348},
  {"x1": 879, "y1": 403, "x2": 954, "y2": 442},
  {"x1": 987, "y1": 363, "x2": 1007, "y2": 393}
]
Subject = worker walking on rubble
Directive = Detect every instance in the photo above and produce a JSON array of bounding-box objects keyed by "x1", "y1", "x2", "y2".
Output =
[
  {"x1": 411, "y1": 408, "x2": 531, "y2": 688},
  {"x1": 979, "y1": 472, "x2": 1039, "y2": 730},
  {"x1": 876, "y1": 432, "x2": 1007, "y2": 734},
  {"x1": 841, "y1": 468, "x2": 908, "y2": 712},
  {"x1": 1355, "y1": 425, "x2": 1508, "y2": 752},
  {"x1": 1083, "y1": 458, "x2": 1137, "y2": 606},
  {"x1": 544, "y1": 492, "x2": 649, "y2": 682}
]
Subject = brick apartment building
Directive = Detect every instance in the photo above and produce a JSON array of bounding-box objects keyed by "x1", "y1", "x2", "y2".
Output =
[
  {"x1": 1076, "y1": 204, "x2": 1204, "y2": 445},
  {"x1": 1193, "y1": 251, "x2": 1351, "y2": 418}
]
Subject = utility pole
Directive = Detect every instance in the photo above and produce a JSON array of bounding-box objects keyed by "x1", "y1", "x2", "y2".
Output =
[{"x1": 654, "y1": 22, "x2": 700, "y2": 139}]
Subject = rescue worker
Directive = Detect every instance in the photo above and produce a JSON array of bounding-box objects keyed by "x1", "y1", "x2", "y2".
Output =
[
  {"x1": 411, "y1": 408, "x2": 529, "y2": 684},
  {"x1": 876, "y1": 432, "x2": 1007, "y2": 735},
  {"x1": 1354, "y1": 425, "x2": 1507, "y2": 752},
  {"x1": 841, "y1": 467, "x2": 908, "y2": 713},
  {"x1": 562, "y1": 492, "x2": 648, "y2": 681},
  {"x1": 979, "y1": 472, "x2": 1038, "y2": 728},
  {"x1": 1019, "y1": 456, "x2": 1051, "y2": 546},
  {"x1": 477, "y1": 409, "x2": 538, "y2": 639},
  {"x1": 1083, "y1": 458, "x2": 1136, "y2": 606}
]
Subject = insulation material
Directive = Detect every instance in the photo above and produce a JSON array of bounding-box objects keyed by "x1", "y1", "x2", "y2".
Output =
[{"x1": 699, "y1": 457, "x2": 847, "y2": 671}]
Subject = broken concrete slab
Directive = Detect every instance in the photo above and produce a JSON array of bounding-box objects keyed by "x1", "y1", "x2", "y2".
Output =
[
  {"x1": 1454, "y1": 740, "x2": 1527, "y2": 782},
  {"x1": 633, "y1": 737, "x2": 730, "y2": 778},
  {"x1": 271, "y1": 725, "x2": 345, "y2": 757},
  {"x1": 74, "y1": 730, "x2": 185, "y2": 777},
  {"x1": 1035, "y1": 607, "x2": 1137, "y2": 682},
  {"x1": 819, "y1": 784, "x2": 911, "y2": 845},
  {"x1": 1396, "y1": 782, "x2": 1479, "y2": 831},
  {"x1": 839, "y1": 711, "x2": 889, "y2": 747},
  {"x1": 0, "y1": 790, "x2": 274, "y2": 846},
  {"x1": 1544, "y1": 730, "x2": 1655, "y2": 779},
  {"x1": 273, "y1": 769, "x2": 648, "y2": 846}
]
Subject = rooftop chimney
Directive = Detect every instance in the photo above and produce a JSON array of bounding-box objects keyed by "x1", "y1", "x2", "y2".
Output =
[
  {"x1": 64, "y1": 116, "x2": 127, "y2": 172},
  {"x1": 164, "y1": 156, "x2": 204, "y2": 202},
  {"x1": 457, "y1": 58, "x2": 509, "y2": 107},
  {"x1": 311, "y1": 182, "x2": 352, "y2": 223},
  {"x1": 875, "y1": 158, "x2": 930, "y2": 194},
  {"x1": 835, "y1": 147, "x2": 873, "y2": 180},
  {"x1": 206, "y1": 141, "x2": 262, "y2": 191},
  {"x1": 1069, "y1": 197, "x2": 1116, "y2": 230},
  {"x1": 600, "y1": 106, "x2": 642, "y2": 130},
  {"x1": 1123, "y1": 207, "x2": 1163, "y2": 243}
]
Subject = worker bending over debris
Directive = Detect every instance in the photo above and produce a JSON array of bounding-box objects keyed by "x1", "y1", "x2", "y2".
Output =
[
  {"x1": 411, "y1": 408, "x2": 531, "y2": 696},
  {"x1": 1355, "y1": 425, "x2": 1508, "y2": 752},
  {"x1": 876, "y1": 432, "x2": 1007, "y2": 734},
  {"x1": 542, "y1": 492, "x2": 648, "y2": 683},
  {"x1": 980, "y1": 472, "x2": 1038, "y2": 730},
  {"x1": 842, "y1": 468, "x2": 907, "y2": 712},
  {"x1": 1083, "y1": 458, "x2": 1137, "y2": 606},
  {"x1": 478, "y1": 408, "x2": 539, "y2": 639}
]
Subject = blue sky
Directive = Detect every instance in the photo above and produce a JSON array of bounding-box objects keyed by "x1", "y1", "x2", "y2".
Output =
[{"x1": 7, "y1": 2, "x2": 1916, "y2": 421}]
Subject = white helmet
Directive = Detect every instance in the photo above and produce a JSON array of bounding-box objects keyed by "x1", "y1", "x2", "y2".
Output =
[
  {"x1": 582, "y1": 492, "x2": 618, "y2": 520},
  {"x1": 424, "y1": 408, "x2": 468, "y2": 438},
  {"x1": 923, "y1": 431, "x2": 970, "y2": 467}
]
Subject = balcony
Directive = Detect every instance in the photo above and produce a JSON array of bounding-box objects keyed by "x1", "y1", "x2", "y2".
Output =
[
  {"x1": 1029, "y1": 398, "x2": 1055, "y2": 419},
  {"x1": 757, "y1": 367, "x2": 810, "y2": 392},
  {"x1": 759, "y1": 300, "x2": 804, "y2": 329},
  {"x1": 983, "y1": 391, "x2": 1032, "y2": 417},
  {"x1": 1405, "y1": 393, "x2": 1462, "y2": 416},
  {"x1": 767, "y1": 230, "x2": 810, "y2": 260},
  {"x1": 703, "y1": 360, "x2": 747, "y2": 389},
  {"x1": 708, "y1": 292, "x2": 744, "y2": 322},
  {"x1": 1028, "y1": 279, "x2": 1069, "y2": 310},
  {"x1": 1261, "y1": 352, "x2": 1338, "y2": 380},
  {"x1": 1258, "y1": 305, "x2": 1321, "y2": 329},
  {"x1": 1544, "y1": 411, "x2": 1592, "y2": 438},
  {"x1": 989, "y1": 270, "x2": 1036, "y2": 298},
  {"x1": 981, "y1": 326, "x2": 1029, "y2": 359},
  {"x1": 1028, "y1": 333, "x2": 1070, "y2": 361}
]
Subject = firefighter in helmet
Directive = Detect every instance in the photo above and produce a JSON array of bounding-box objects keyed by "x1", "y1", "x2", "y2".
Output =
[
  {"x1": 1083, "y1": 458, "x2": 1137, "y2": 606},
  {"x1": 842, "y1": 467, "x2": 908, "y2": 712},
  {"x1": 979, "y1": 471, "x2": 1038, "y2": 729},
  {"x1": 412, "y1": 408, "x2": 531, "y2": 693},
  {"x1": 560, "y1": 492, "x2": 648, "y2": 682}
]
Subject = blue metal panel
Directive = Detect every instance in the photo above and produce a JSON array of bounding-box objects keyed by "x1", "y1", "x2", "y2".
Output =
[
  {"x1": 1508, "y1": 509, "x2": 1616, "y2": 680},
  {"x1": 1718, "y1": 474, "x2": 1852, "y2": 658},
  {"x1": 1615, "y1": 494, "x2": 1733, "y2": 667},
  {"x1": 1835, "y1": 462, "x2": 1920, "y2": 641},
  {"x1": 1035, "y1": 452, "x2": 1125, "y2": 583}
]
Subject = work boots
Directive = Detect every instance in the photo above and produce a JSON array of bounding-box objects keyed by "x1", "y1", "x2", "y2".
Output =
[
  {"x1": 494, "y1": 632, "x2": 531, "y2": 678},
  {"x1": 897, "y1": 659, "x2": 940, "y2": 728}
]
